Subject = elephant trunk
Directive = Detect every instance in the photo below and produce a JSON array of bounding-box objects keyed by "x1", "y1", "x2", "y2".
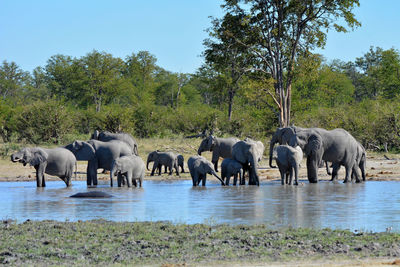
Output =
[
  {"x1": 248, "y1": 156, "x2": 259, "y2": 186},
  {"x1": 269, "y1": 138, "x2": 277, "y2": 168},
  {"x1": 211, "y1": 169, "x2": 225, "y2": 186},
  {"x1": 306, "y1": 156, "x2": 318, "y2": 183},
  {"x1": 146, "y1": 156, "x2": 152, "y2": 171},
  {"x1": 197, "y1": 147, "x2": 202, "y2": 156},
  {"x1": 110, "y1": 163, "x2": 118, "y2": 187}
]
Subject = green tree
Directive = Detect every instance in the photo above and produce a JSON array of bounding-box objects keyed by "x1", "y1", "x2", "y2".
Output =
[
  {"x1": 0, "y1": 60, "x2": 31, "y2": 100},
  {"x1": 217, "y1": 0, "x2": 361, "y2": 127}
]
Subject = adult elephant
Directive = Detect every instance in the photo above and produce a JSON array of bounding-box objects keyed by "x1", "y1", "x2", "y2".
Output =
[
  {"x1": 232, "y1": 140, "x2": 260, "y2": 186},
  {"x1": 289, "y1": 128, "x2": 361, "y2": 183},
  {"x1": 244, "y1": 137, "x2": 265, "y2": 163},
  {"x1": 146, "y1": 151, "x2": 179, "y2": 176},
  {"x1": 197, "y1": 135, "x2": 240, "y2": 172},
  {"x1": 91, "y1": 130, "x2": 139, "y2": 156},
  {"x1": 11, "y1": 147, "x2": 76, "y2": 187},
  {"x1": 187, "y1": 156, "x2": 225, "y2": 186},
  {"x1": 65, "y1": 140, "x2": 132, "y2": 186}
]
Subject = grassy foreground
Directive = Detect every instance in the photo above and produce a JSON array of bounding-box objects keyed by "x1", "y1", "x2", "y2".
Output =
[{"x1": 1, "y1": 220, "x2": 400, "y2": 266}]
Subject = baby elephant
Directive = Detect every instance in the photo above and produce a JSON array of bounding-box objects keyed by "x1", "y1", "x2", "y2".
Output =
[
  {"x1": 275, "y1": 145, "x2": 303, "y2": 185},
  {"x1": 146, "y1": 151, "x2": 179, "y2": 176},
  {"x1": 187, "y1": 156, "x2": 225, "y2": 186},
  {"x1": 221, "y1": 158, "x2": 244, "y2": 186},
  {"x1": 110, "y1": 155, "x2": 145, "y2": 187},
  {"x1": 158, "y1": 154, "x2": 185, "y2": 174}
]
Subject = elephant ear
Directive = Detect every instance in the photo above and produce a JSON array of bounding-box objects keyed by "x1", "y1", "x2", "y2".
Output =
[
  {"x1": 73, "y1": 141, "x2": 96, "y2": 161},
  {"x1": 305, "y1": 134, "x2": 323, "y2": 162},
  {"x1": 29, "y1": 149, "x2": 48, "y2": 166}
]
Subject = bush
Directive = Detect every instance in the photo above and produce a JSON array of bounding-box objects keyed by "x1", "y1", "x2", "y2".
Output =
[{"x1": 16, "y1": 99, "x2": 73, "y2": 144}]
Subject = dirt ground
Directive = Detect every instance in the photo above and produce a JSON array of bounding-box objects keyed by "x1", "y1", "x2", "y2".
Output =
[{"x1": 1, "y1": 153, "x2": 399, "y2": 183}]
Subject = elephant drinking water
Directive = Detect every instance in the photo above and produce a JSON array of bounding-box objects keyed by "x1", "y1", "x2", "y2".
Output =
[{"x1": 11, "y1": 147, "x2": 76, "y2": 187}]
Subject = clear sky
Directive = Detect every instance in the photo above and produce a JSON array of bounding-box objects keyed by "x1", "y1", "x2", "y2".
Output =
[{"x1": 1, "y1": 0, "x2": 400, "y2": 74}]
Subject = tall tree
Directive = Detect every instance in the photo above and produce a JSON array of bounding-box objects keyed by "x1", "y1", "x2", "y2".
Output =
[
  {"x1": 204, "y1": 13, "x2": 253, "y2": 120},
  {"x1": 219, "y1": 0, "x2": 361, "y2": 126},
  {"x1": 0, "y1": 60, "x2": 30, "y2": 100}
]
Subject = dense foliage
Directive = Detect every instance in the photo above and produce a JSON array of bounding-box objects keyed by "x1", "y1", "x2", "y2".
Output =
[{"x1": 0, "y1": 45, "x2": 400, "y2": 151}]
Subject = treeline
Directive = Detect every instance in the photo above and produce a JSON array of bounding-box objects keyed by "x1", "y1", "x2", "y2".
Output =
[{"x1": 0, "y1": 47, "x2": 399, "y2": 151}]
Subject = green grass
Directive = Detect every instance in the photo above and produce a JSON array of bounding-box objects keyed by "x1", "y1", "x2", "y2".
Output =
[{"x1": 0, "y1": 220, "x2": 399, "y2": 266}]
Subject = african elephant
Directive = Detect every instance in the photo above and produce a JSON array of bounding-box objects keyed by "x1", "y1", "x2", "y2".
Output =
[
  {"x1": 110, "y1": 155, "x2": 145, "y2": 187},
  {"x1": 91, "y1": 130, "x2": 139, "y2": 155},
  {"x1": 65, "y1": 140, "x2": 132, "y2": 186},
  {"x1": 232, "y1": 140, "x2": 260, "y2": 186},
  {"x1": 187, "y1": 156, "x2": 225, "y2": 186},
  {"x1": 275, "y1": 145, "x2": 303, "y2": 185},
  {"x1": 158, "y1": 154, "x2": 185, "y2": 174},
  {"x1": 197, "y1": 135, "x2": 240, "y2": 172},
  {"x1": 244, "y1": 137, "x2": 265, "y2": 162},
  {"x1": 332, "y1": 141, "x2": 367, "y2": 182},
  {"x1": 221, "y1": 158, "x2": 244, "y2": 186},
  {"x1": 146, "y1": 151, "x2": 179, "y2": 176},
  {"x1": 11, "y1": 147, "x2": 76, "y2": 187},
  {"x1": 289, "y1": 128, "x2": 361, "y2": 183},
  {"x1": 269, "y1": 127, "x2": 331, "y2": 174}
]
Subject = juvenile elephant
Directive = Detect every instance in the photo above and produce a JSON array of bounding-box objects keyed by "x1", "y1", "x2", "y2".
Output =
[
  {"x1": 232, "y1": 140, "x2": 260, "y2": 186},
  {"x1": 332, "y1": 141, "x2": 367, "y2": 182},
  {"x1": 158, "y1": 154, "x2": 185, "y2": 174},
  {"x1": 221, "y1": 158, "x2": 244, "y2": 186},
  {"x1": 187, "y1": 156, "x2": 225, "y2": 186},
  {"x1": 289, "y1": 128, "x2": 361, "y2": 183},
  {"x1": 110, "y1": 155, "x2": 145, "y2": 187},
  {"x1": 275, "y1": 145, "x2": 303, "y2": 185},
  {"x1": 91, "y1": 130, "x2": 139, "y2": 155},
  {"x1": 198, "y1": 135, "x2": 239, "y2": 172},
  {"x1": 146, "y1": 151, "x2": 179, "y2": 176},
  {"x1": 11, "y1": 147, "x2": 76, "y2": 187},
  {"x1": 65, "y1": 140, "x2": 132, "y2": 186}
]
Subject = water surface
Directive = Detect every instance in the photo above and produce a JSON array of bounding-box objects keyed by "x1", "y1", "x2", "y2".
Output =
[{"x1": 1, "y1": 180, "x2": 399, "y2": 232}]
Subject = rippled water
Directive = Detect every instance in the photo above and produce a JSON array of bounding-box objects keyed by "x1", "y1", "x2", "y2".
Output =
[{"x1": 1, "y1": 180, "x2": 399, "y2": 232}]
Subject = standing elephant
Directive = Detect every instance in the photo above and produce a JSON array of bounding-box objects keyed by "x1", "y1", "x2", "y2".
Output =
[
  {"x1": 232, "y1": 140, "x2": 261, "y2": 186},
  {"x1": 146, "y1": 151, "x2": 179, "y2": 176},
  {"x1": 187, "y1": 156, "x2": 225, "y2": 186},
  {"x1": 197, "y1": 135, "x2": 240, "y2": 172},
  {"x1": 275, "y1": 145, "x2": 303, "y2": 185},
  {"x1": 91, "y1": 130, "x2": 139, "y2": 155},
  {"x1": 332, "y1": 141, "x2": 367, "y2": 182},
  {"x1": 269, "y1": 127, "x2": 331, "y2": 174},
  {"x1": 221, "y1": 158, "x2": 244, "y2": 186},
  {"x1": 289, "y1": 128, "x2": 361, "y2": 183},
  {"x1": 65, "y1": 140, "x2": 132, "y2": 186},
  {"x1": 110, "y1": 155, "x2": 145, "y2": 187},
  {"x1": 244, "y1": 138, "x2": 265, "y2": 162},
  {"x1": 11, "y1": 147, "x2": 76, "y2": 187},
  {"x1": 177, "y1": 154, "x2": 185, "y2": 173}
]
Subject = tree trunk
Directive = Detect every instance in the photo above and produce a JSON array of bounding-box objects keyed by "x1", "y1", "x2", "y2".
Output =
[{"x1": 228, "y1": 89, "x2": 234, "y2": 121}]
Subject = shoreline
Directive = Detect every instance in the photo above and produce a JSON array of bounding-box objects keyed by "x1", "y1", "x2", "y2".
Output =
[{"x1": 0, "y1": 220, "x2": 399, "y2": 266}]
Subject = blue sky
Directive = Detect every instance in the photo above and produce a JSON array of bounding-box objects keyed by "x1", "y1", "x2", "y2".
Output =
[{"x1": 1, "y1": 0, "x2": 400, "y2": 74}]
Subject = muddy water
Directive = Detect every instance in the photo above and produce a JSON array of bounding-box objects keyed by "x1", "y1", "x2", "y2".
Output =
[{"x1": 1, "y1": 180, "x2": 399, "y2": 232}]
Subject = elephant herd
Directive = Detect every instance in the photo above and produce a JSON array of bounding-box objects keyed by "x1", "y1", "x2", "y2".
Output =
[{"x1": 10, "y1": 126, "x2": 366, "y2": 188}]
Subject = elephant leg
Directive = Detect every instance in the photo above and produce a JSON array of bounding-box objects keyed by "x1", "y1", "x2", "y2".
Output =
[
  {"x1": 35, "y1": 163, "x2": 46, "y2": 187},
  {"x1": 325, "y1": 161, "x2": 332, "y2": 175},
  {"x1": 233, "y1": 174, "x2": 238, "y2": 186},
  {"x1": 201, "y1": 174, "x2": 207, "y2": 186},
  {"x1": 212, "y1": 151, "x2": 219, "y2": 172},
  {"x1": 87, "y1": 160, "x2": 97, "y2": 186},
  {"x1": 150, "y1": 163, "x2": 157, "y2": 176},
  {"x1": 126, "y1": 173, "x2": 132, "y2": 187},
  {"x1": 343, "y1": 164, "x2": 351, "y2": 183},
  {"x1": 288, "y1": 168, "x2": 294, "y2": 185},
  {"x1": 164, "y1": 166, "x2": 168, "y2": 173},
  {"x1": 330, "y1": 163, "x2": 340, "y2": 181},
  {"x1": 226, "y1": 175, "x2": 231, "y2": 186},
  {"x1": 117, "y1": 173, "x2": 123, "y2": 187},
  {"x1": 351, "y1": 164, "x2": 361, "y2": 183},
  {"x1": 175, "y1": 163, "x2": 179, "y2": 176}
]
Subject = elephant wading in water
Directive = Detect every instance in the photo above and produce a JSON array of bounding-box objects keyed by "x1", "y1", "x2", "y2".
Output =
[
  {"x1": 275, "y1": 145, "x2": 303, "y2": 185},
  {"x1": 232, "y1": 140, "x2": 261, "y2": 186},
  {"x1": 187, "y1": 156, "x2": 225, "y2": 186},
  {"x1": 110, "y1": 155, "x2": 145, "y2": 187},
  {"x1": 91, "y1": 130, "x2": 139, "y2": 155},
  {"x1": 146, "y1": 151, "x2": 179, "y2": 176},
  {"x1": 65, "y1": 140, "x2": 132, "y2": 186},
  {"x1": 269, "y1": 126, "x2": 332, "y2": 174},
  {"x1": 11, "y1": 147, "x2": 76, "y2": 187},
  {"x1": 289, "y1": 128, "x2": 362, "y2": 183},
  {"x1": 197, "y1": 135, "x2": 240, "y2": 172},
  {"x1": 221, "y1": 158, "x2": 244, "y2": 186}
]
